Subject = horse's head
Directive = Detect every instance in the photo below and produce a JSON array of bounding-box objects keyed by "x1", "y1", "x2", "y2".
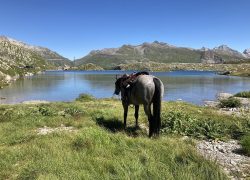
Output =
[
  {"x1": 114, "y1": 78, "x2": 122, "y2": 95},
  {"x1": 114, "y1": 74, "x2": 129, "y2": 95}
]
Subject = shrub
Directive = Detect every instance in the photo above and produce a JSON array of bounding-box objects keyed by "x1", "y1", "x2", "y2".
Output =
[
  {"x1": 64, "y1": 106, "x2": 83, "y2": 116},
  {"x1": 219, "y1": 97, "x2": 241, "y2": 108},
  {"x1": 240, "y1": 134, "x2": 250, "y2": 156},
  {"x1": 75, "y1": 93, "x2": 95, "y2": 102},
  {"x1": 38, "y1": 106, "x2": 55, "y2": 116},
  {"x1": 234, "y1": 91, "x2": 250, "y2": 98}
]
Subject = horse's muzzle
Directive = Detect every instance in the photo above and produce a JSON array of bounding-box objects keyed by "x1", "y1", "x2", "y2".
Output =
[{"x1": 114, "y1": 90, "x2": 120, "y2": 95}]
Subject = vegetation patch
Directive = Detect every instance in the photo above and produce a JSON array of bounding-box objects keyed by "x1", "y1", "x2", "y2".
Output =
[
  {"x1": 161, "y1": 110, "x2": 249, "y2": 140},
  {"x1": 161, "y1": 111, "x2": 226, "y2": 139},
  {"x1": 234, "y1": 91, "x2": 250, "y2": 98},
  {"x1": 75, "y1": 93, "x2": 95, "y2": 102},
  {"x1": 219, "y1": 97, "x2": 242, "y2": 108}
]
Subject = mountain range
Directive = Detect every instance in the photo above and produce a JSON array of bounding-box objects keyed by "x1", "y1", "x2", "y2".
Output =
[
  {"x1": 0, "y1": 36, "x2": 250, "y2": 83},
  {"x1": 75, "y1": 41, "x2": 250, "y2": 69}
]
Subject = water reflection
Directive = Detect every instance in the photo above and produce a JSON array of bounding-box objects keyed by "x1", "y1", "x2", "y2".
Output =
[{"x1": 0, "y1": 70, "x2": 250, "y2": 104}]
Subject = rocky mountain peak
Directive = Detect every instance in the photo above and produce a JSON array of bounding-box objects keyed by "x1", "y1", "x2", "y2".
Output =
[
  {"x1": 215, "y1": 45, "x2": 231, "y2": 51},
  {"x1": 0, "y1": 35, "x2": 9, "y2": 41},
  {"x1": 200, "y1": 47, "x2": 210, "y2": 51},
  {"x1": 0, "y1": 35, "x2": 41, "y2": 50},
  {"x1": 213, "y1": 45, "x2": 244, "y2": 58},
  {"x1": 243, "y1": 48, "x2": 250, "y2": 57}
]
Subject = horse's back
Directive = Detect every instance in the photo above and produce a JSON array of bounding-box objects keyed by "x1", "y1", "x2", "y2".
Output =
[{"x1": 130, "y1": 75, "x2": 163, "y2": 105}]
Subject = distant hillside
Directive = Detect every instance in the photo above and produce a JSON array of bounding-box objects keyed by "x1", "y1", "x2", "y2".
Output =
[
  {"x1": 75, "y1": 41, "x2": 250, "y2": 69},
  {"x1": 0, "y1": 36, "x2": 71, "y2": 86},
  {"x1": 0, "y1": 36, "x2": 72, "y2": 67}
]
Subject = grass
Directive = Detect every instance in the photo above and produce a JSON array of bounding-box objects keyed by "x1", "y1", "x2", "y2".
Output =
[
  {"x1": 1, "y1": 99, "x2": 249, "y2": 179},
  {"x1": 162, "y1": 102, "x2": 249, "y2": 140},
  {"x1": 234, "y1": 91, "x2": 250, "y2": 98}
]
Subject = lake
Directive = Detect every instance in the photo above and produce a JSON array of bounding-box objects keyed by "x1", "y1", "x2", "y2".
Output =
[{"x1": 1, "y1": 70, "x2": 250, "y2": 104}]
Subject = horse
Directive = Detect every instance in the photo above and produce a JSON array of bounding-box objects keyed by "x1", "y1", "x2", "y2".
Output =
[{"x1": 114, "y1": 72, "x2": 164, "y2": 137}]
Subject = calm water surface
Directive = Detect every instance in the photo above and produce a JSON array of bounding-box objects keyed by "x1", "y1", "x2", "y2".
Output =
[{"x1": 1, "y1": 70, "x2": 250, "y2": 104}]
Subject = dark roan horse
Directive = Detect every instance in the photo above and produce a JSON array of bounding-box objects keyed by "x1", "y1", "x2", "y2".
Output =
[{"x1": 114, "y1": 72, "x2": 164, "y2": 137}]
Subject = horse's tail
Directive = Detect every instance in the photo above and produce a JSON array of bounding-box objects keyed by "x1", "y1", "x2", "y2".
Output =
[{"x1": 153, "y1": 77, "x2": 163, "y2": 135}]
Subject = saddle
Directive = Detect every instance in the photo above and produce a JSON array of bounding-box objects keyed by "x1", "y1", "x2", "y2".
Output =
[
  {"x1": 121, "y1": 71, "x2": 149, "y2": 89},
  {"x1": 121, "y1": 71, "x2": 149, "y2": 103}
]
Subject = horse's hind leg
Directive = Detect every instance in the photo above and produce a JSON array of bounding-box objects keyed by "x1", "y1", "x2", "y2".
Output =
[
  {"x1": 143, "y1": 104, "x2": 154, "y2": 137},
  {"x1": 134, "y1": 105, "x2": 139, "y2": 127},
  {"x1": 123, "y1": 103, "x2": 128, "y2": 128}
]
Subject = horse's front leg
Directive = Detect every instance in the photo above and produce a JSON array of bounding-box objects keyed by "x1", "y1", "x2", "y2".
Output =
[
  {"x1": 134, "y1": 105, "x2": 139, "y2": 127},
  {"x1": 122, "y1": 102, "x2": 128, "y2": 129}
]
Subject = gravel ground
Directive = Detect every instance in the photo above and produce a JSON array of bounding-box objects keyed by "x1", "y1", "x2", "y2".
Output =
[{"x1": 197, "y1": 140, "x2": 250, "y2": 179}]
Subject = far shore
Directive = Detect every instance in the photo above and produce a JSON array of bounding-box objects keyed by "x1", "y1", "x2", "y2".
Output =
[{"x1": 1, "y1": 62, "x2": 249, "y2": 89}]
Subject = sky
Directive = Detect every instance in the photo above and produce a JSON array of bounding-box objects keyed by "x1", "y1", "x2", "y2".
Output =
[{"x1": 0, "y1": 0, "x2": 249, "y2": 60}]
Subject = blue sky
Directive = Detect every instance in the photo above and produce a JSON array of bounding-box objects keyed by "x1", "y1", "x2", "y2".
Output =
[{"x1": 0, "y1": 0, "x2": 249, "y2": 60}]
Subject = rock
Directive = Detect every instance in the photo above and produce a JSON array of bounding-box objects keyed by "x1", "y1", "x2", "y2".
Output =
[
  {"x1": 217, "y1": 93, "x2": 233, "y2": 100},
  {"x1": 217, "y1": 71, "x2": 230, "y2": 75},
  {"x1": 4, "y1": 75, "x2": 12, "y2": 82},
  {"x1": 25, "y1": 72, "x2": 34, "y2": 77},
  {"x1": 37, "y1": 125, "x2": 76, "y2": 135},
  {"x1": 204, "y1": 100, "x2": 219, "y2": 107},
  {"x1": 181, "y1": 136, "x2": 189, "y2": 141}
]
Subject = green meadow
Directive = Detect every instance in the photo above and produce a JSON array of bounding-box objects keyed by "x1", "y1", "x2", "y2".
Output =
[{"x1": 0, "y1": 97, "x2": 249, "y2": 179}]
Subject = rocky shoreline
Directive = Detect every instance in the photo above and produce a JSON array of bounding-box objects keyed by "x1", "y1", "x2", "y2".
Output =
[
  {"x1": 0, "y1": 71, "x2": 44, "y2": 89},
  {"x1": 204, "y1": 92, "x2": 250, "y2": 117},
  {"x1": 114, "y1": 62, "x2": 250, "y2": 77},
  {"x1": 197, "y1": 140, "x2": 250, "y2": 179}
]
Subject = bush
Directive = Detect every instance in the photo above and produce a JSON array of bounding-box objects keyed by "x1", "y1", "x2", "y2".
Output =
[
  {"x1": 75, "y1": 93, "x2": 95, "y2": 102},
  {"x1": 240, "y1": 134, "x2": 250, "y2": 156},
  {"x1": 219, "y1": 97, "x2": 241, "y2": 108},
  {"x1": 234, "y1": 91, "x2": 250, "y2": 98},
  {"x1": 64, "y1": 106, "x2": 83, "y2": 116},
  {"x1": 38, "y1": 106, "x2": 55, "y2": 116}
]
